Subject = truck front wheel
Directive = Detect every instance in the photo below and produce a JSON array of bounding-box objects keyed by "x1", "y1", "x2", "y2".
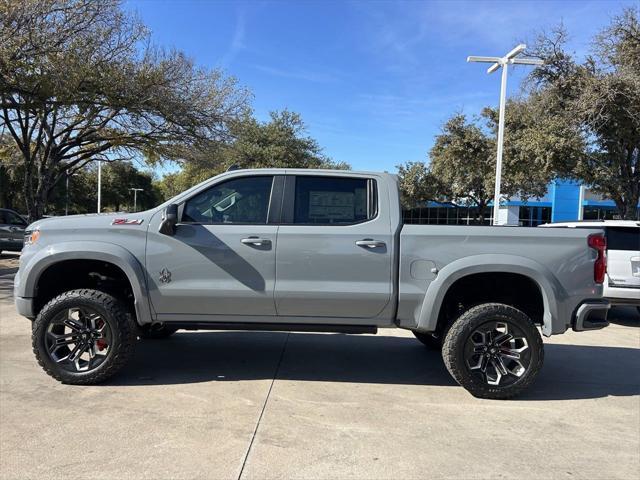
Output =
[
  {"x1": 32, "y1": 289, "x2": 137, "y2": 384},
  {"x1": 442, "y1": 303, "x2": 544, "y2": 399}
]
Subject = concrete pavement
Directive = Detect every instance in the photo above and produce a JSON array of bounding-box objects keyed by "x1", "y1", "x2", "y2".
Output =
[{"x1": 1, "y1": 252, "x2": 639, "y2": 479}]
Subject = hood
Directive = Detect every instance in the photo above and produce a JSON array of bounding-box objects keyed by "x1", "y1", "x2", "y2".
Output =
[{"x1": 27, "y1": 211, "x2": 156, "y2": 232}]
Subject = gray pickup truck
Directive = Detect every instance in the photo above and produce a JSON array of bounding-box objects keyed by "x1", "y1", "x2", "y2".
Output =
[{"x1": 15, "y1": 169, "x2": 610, "y2": 398}]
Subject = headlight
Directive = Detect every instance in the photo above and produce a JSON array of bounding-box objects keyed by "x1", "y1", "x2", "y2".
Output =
[{"x1": 24, "y1": 229, "x2": 41, "y2": 246}]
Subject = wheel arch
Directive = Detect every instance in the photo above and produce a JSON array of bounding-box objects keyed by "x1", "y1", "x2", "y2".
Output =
[
  {"x1": 416, "y1": 254, "x2": 564, "y2": 337},
  {"x1": 20, "y1": 241, "x2": 153, "y2": 325}
]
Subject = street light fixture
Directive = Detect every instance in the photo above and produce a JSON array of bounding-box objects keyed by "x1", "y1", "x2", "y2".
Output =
[
  {"x1": 97, "y1": 160, "x2": 104, "y2": 213},
  {"x1": 467, "y1": 44, "x2": 543, "y2": 225},
  {"x1": 129, "y1": 188, "x2": 144, "y2": 212}
]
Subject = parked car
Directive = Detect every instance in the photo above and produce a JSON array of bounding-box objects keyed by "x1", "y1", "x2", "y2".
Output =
[
  {"x1": 541, "y1": 220, "x2": 639, "y2": 308},
  {"x1": 0, "y1": 208, "x2": 28, "y2": 254},
  {"x1": 15, "y1": 169, "x2": 610, "y2": 399}
]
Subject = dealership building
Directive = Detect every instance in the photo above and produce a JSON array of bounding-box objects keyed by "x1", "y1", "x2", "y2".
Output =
[{"x1": 403, "y1": 179, "x2": 640, "y2": 226}]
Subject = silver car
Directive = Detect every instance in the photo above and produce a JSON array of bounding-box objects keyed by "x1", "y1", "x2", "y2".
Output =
[{"x1": 0, "y1": 208, "x2": 27, "y2": 254}]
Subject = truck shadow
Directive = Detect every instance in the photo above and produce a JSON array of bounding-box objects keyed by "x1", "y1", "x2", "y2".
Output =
[{"x1": 105, "y1": 331, "x2": 640, "y2": 401}]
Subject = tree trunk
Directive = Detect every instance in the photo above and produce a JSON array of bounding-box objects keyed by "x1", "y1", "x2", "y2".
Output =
[
  {"x1": 616, "y1": 198, "x2": 639, "y2": 220},
  {"x1": 475, "y1": 202, "x2": 488, "y2": 225}
]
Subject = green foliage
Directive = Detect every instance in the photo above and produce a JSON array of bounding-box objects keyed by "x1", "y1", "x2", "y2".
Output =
[
  {"x1": 399, "y1": 111, "x2": 557, "y2": 222},
  {"x1": 0, "y1": 0, "x2": 250, "y2": 219},
  {"x1": 55, "y1": 162, "x2": 162, "y2": 214},
  {"x1": 156, "y1": 110, "x2": 349, "y2": 200},
  {"x1": 429, "y1": 114, "x2": 495, "y2": 216},
  {"x1": 526, "y1": 8, "x2": 640, "y2": 219},
  {"x1": 400, "y1": 9, "x2": 639, "y2": 221},
  {"x1": 396, "y1": 161, "x2": 450, "y2": 208}
]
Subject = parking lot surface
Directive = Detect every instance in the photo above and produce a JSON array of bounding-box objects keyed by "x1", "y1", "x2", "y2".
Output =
[{"x1": 1, "y1": 252, "x2": 639, "y2": 479}]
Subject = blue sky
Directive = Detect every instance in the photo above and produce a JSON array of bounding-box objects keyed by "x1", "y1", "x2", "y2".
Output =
[{"x1": 126, "y1": 0, "x2": 635, "y2": 173}]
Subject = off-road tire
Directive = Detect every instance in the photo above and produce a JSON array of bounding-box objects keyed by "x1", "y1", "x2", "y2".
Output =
[
  {"x1": 32, "y1": 289, "x2": 137, "y2": 384},
  {"x1": 442, "y1": 303, "x2": 544, "y2": 400},
  {"x1": 139, "y1": 324, "x2": 178, "y2": 339},
  {"x1": 412, "y1": 331, "x2": 442, "y2": 350}
]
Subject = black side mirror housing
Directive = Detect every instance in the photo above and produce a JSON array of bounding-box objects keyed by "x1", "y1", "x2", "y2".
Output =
[{"x1": 159, "y1": 204, "x2": 178, "y2": 235}]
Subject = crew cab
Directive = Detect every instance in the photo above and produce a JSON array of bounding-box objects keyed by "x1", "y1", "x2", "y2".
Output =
[{"x1": 15, "y1": 169, "x2": 610, "y2": 398}]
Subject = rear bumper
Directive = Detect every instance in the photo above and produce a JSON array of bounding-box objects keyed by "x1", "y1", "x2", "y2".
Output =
[
  {"x1": 606, "y1": 296, "x2": 640, "y2": 307},
  {"x1": 572, "y1": 301, "x2": 610, "y2": 332}
]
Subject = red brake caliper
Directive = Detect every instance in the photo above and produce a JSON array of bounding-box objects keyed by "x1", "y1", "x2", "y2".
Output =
[{"x1": 95, "y1": 319, "x2": 107, "y2": 351}]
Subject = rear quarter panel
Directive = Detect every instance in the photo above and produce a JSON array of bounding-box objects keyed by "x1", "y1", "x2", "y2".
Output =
[{"x1": 398, "y1": 225, "x2": 604, "y2": 335}]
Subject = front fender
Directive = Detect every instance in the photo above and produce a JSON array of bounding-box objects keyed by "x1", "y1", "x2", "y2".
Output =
[
  {"x1": 17, "y1": 241, "x2": 153, "y2": 325},
  {"x1": 416, "y1": 254, "x2": 566, "y2": 336}
]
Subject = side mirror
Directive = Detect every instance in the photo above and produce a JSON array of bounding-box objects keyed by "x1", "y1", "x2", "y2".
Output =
[{"x1": 159, "y1": 204, "x2": 178, "y2": 236}]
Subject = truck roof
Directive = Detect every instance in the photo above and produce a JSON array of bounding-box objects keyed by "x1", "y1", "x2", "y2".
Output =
[{"x1": 224, "y1": 167, "x2": 398, "y2": 179}]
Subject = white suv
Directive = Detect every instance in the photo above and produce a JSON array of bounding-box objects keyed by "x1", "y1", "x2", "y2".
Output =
[{"x1": 541, "y1": 220, "x2": 640, "y2": 308}]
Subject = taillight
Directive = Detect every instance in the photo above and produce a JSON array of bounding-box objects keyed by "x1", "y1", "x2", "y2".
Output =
[{"x1": 588, "y1": 233, "x2": 607, "y2": 284}]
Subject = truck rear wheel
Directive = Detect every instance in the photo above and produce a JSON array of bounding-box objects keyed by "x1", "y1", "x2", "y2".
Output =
[
  {"x1": 442, "y1": 303, "x2": 544, "y2": 399},
  {"x1": 32, "y1": 289, "x2": 137, "y2": 384}
]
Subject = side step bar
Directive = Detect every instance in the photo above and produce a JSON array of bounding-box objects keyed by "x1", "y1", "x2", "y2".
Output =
[{"x1": 162, "y1": 322, "x2": 378, "y2": 335}]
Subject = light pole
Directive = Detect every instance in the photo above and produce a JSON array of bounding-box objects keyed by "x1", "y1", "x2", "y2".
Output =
[
  {"x1": 129, "y1": 188, "x2": 144, "y2": 212},
  {"x1": 467, "y1": 44, "x2": 543, "y2": 225},
  {"x1": 97, "y1": 160, "x2": 103, "y2": 213}
]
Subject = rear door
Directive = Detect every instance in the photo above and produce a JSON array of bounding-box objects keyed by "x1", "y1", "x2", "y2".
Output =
[{"x1": 274, "y1": 174, "x2": 393, "y2": 319}]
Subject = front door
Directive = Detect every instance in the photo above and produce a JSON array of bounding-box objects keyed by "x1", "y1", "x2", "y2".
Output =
[
  {"x1": 274, "y1": 174, "x2": 393, "y2": 319},
  {"x1": 146, "y1": 175, "x2": 279, "y2": 317}
]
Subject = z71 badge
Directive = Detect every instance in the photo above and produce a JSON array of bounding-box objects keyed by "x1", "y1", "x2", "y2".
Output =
[{"x1": 111, "y1": 218, "x2": 144, "y2": 225}]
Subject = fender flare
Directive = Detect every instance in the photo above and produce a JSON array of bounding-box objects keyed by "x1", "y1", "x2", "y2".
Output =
[
  {"x1": 19, "y1": 241, "x2": 153, "y2": 325},
  {"x1": 416, "y1": 254, "x2": 566, "y2": 336}
]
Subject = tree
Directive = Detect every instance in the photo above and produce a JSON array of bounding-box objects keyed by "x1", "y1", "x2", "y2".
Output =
[
  {"x1": 396, "y1": 161, "x2": 451, "y2": 208},
  {"x1": 527, "y1": 8, "x2": 640, "y2": 219},
  {"x1": 428, "y1": 114, "x2": 496, "y2": 222},
  {"x1": 60, "y1": 162, "x2": 162, "y2": 214},
  {"x1": 0, "y1": 135, "x2": 25, "y2": 211},
  {"x1": 481, "y1": 98, "x2": 585, "y2": 200},
  {"x1": 0, "y1": 0, "x2": 250, "y2": 219},
  {"x1": 157, "y1": 110, "x2": 349, "y2": 199},
  {"x1": 400, "y1": 107, "x2": 567, "y2": 222}
]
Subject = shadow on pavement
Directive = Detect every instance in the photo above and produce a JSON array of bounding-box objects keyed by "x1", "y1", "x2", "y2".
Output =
[
  {"x1": 609, "y1": 306, "x2": 640, "y2": 327},
  {"x1": 105, "y1": 331, "x2": 640, "y2": 401}
]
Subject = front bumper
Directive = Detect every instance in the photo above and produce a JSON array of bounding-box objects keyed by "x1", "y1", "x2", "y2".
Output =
[
  {"x1": 572, "y1": 301, "x2": 610, "y2": 332},
  {"x1": 15, "y1": 296, "x2": 35, "y2": 319}
]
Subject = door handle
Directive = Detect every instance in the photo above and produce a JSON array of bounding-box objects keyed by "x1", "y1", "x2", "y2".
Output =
[
  {"x1": 355, "y1": 239, "x2": 386, "y2": 248},
  {"x1": 241, "y1": 237, "x2": 271, "y2": 246}
]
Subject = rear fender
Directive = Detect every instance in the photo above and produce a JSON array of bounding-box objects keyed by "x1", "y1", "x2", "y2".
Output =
[{"x1": 417, "y1": 254, "x2": 563, "y2": 336}]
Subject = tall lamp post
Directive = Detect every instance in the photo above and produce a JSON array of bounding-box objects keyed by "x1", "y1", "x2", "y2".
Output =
[
  {"x1": 97, "y1": 160, "x2": 103, "y2": 213},
  {"x1": 467, "y1": 44, "x2": 543, "y2": 225},
  {"x1": 129, "y1": 188, "x2": 144, "y2": 212}
]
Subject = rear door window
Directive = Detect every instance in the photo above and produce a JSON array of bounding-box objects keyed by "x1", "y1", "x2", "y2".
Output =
[
  {"x1": 607, "y1": 227, "x2": 640, "y2": 251},
  {"x1": 292, "y1": 176, "x2": 375, "y2": 225}
]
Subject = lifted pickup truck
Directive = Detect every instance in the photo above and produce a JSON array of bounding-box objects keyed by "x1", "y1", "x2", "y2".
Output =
[{"x1": 15, "y1": 169, "x2": 610, "y2": 398}]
